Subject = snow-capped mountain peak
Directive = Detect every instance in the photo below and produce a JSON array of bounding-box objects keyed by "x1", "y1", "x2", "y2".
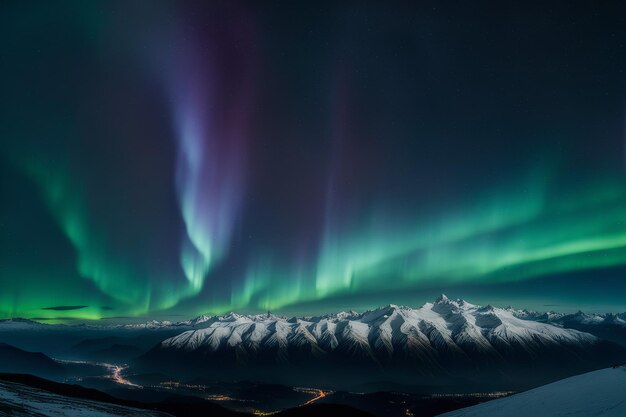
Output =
[
  {"x1": 151, "y1": 296, "x2": 598, "y2": 363},
  {"x1": 134, "y1": 296, "x2": 626, "y2": 390}
]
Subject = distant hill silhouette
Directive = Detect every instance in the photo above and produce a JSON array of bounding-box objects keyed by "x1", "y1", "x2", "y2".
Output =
[{"x1": 0, "y1": 343, "x2": 65, "y2": 380}]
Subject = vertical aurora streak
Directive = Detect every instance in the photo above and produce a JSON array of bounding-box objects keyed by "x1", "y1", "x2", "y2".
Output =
[
  {"x1": 171, "y1": 58, "x2": 234, "y2": 290},
  {"x1": 157, "y1": 5, "x2": 257, "y2": 292}
]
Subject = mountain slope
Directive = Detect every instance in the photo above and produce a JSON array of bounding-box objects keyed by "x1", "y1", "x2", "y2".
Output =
[
  {"x1": 510, "y1": 308, "x2": 626, "y2": 347},
  {"x1": 136, "y1": 296, "x2": 626, "y2": 390},
  {"x1": 437, "y1": 366, "x2": 626, "y2": 417},
  {"x1": 0, "y1": 342, "x2": 66, "y2": 381},
  {"x1": 0, "y1": 378, "x2": 170, "y2": 416}
]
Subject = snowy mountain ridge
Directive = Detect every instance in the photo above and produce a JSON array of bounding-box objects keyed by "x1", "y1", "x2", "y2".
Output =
[
  {"x1": 111, "y1": 299, "x2": 626, "y2": 331},
  {"x1": 2, "y1": 296, "x2": 624, "y2": 331},
  {"x1": 159, "y1": 294, "x2": 596, "y2": 355},
  {"x1": 130, "y1": 294, "x2": 626, "y2": 390},
  {"x1": 143, "y1": 294, "x2": 603, "y2": 378},
  {"x1": 508, "y1": 307, "x2": 626, "y2": 327}
]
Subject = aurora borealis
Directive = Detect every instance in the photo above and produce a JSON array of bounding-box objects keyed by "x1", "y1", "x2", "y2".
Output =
[
  {"x1": 154, "y1": 4, "x2": 258, "y2": 293},
  {"x1": 1, "y1": 1, "x2": 626, "y2": 321}
]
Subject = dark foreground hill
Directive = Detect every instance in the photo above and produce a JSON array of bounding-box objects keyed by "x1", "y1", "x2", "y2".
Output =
[{"x1": 0, "y1": 373, "x2": 375, "y2": 417}]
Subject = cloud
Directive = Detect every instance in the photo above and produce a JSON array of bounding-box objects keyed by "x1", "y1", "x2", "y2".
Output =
[
  {"x1": 31, "y1": 317, "x2": 82, "y2": 321},
  {"x1": 41, "y1": 305, "x2": 88, "y2": 311}
]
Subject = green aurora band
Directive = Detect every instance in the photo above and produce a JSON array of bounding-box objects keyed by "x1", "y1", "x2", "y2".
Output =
[
  {"x1": 1, "y1": 2, "x2": 626, "y2": 321},
  {"x1": 4, "y1": 155, "x2": 626, "y2": 320},
  {"x1": 225, "y1": 170, "x2": 626, "y2": 313},
  {"x1": 11, "y1": 156, "x2": 203, "y2": 320}
]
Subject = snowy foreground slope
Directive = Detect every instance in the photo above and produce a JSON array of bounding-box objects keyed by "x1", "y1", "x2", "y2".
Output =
[
  {"x1": 0, "y1": 379, "x2": 170, "y2": 417},
  {"x1": 438, "y1": 366, "x2": 626, "y2": 417}
]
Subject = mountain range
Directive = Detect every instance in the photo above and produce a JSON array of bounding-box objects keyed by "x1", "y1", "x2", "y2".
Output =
[
  {"x1": 1, "y1": 295, "x2": 624, "y2": 391},
  {"x1": 135, "y1": 295, "x2": 626, "y2": 391}
]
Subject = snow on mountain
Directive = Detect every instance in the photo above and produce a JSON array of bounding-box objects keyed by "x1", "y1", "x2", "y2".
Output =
[
  {"x1": 508, "y1": 309, "x2": 565, "y2": 323},
  {"x1": 2, "y1": 302, "x2": 623, "y2": 333},
  {"x1": 603, "y1": 313, "x2": 626, "y2": 326},
  {"x1": 0, "y1": 318, "x2": 53, "y2": 330},
  {"x1": 510, "y1": 309, "x2": 626, "y2": 328},
  {"x1": 437, "y1": 366, "x2": 626, "y2": 417},
  {"x1": 557, "y1": 311, "x2": 606, "y2": 325},
  {"x1": 157, "y1": 295, "x2": 597, "y2": 357},
  {"x1": 133, "y1": 295, "x2": 625, "y2": 393}
]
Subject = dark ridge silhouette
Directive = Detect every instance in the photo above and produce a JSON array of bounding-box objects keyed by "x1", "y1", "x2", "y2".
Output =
[
  {"x1": 0, "y1": 343, "x2": 66, "y2": 380},
  {"x1": 274, "y1": 403, "x2": 377, "y2": 417}
]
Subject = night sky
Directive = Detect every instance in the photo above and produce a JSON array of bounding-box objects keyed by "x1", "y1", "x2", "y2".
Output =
[{"x1": 1, "y1": 1, "x2": 626, "y2": 321}]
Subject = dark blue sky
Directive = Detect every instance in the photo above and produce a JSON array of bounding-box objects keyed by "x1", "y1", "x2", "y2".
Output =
[{"x1": 1, "y1": 1, "x2": 626, "y2": 321}]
